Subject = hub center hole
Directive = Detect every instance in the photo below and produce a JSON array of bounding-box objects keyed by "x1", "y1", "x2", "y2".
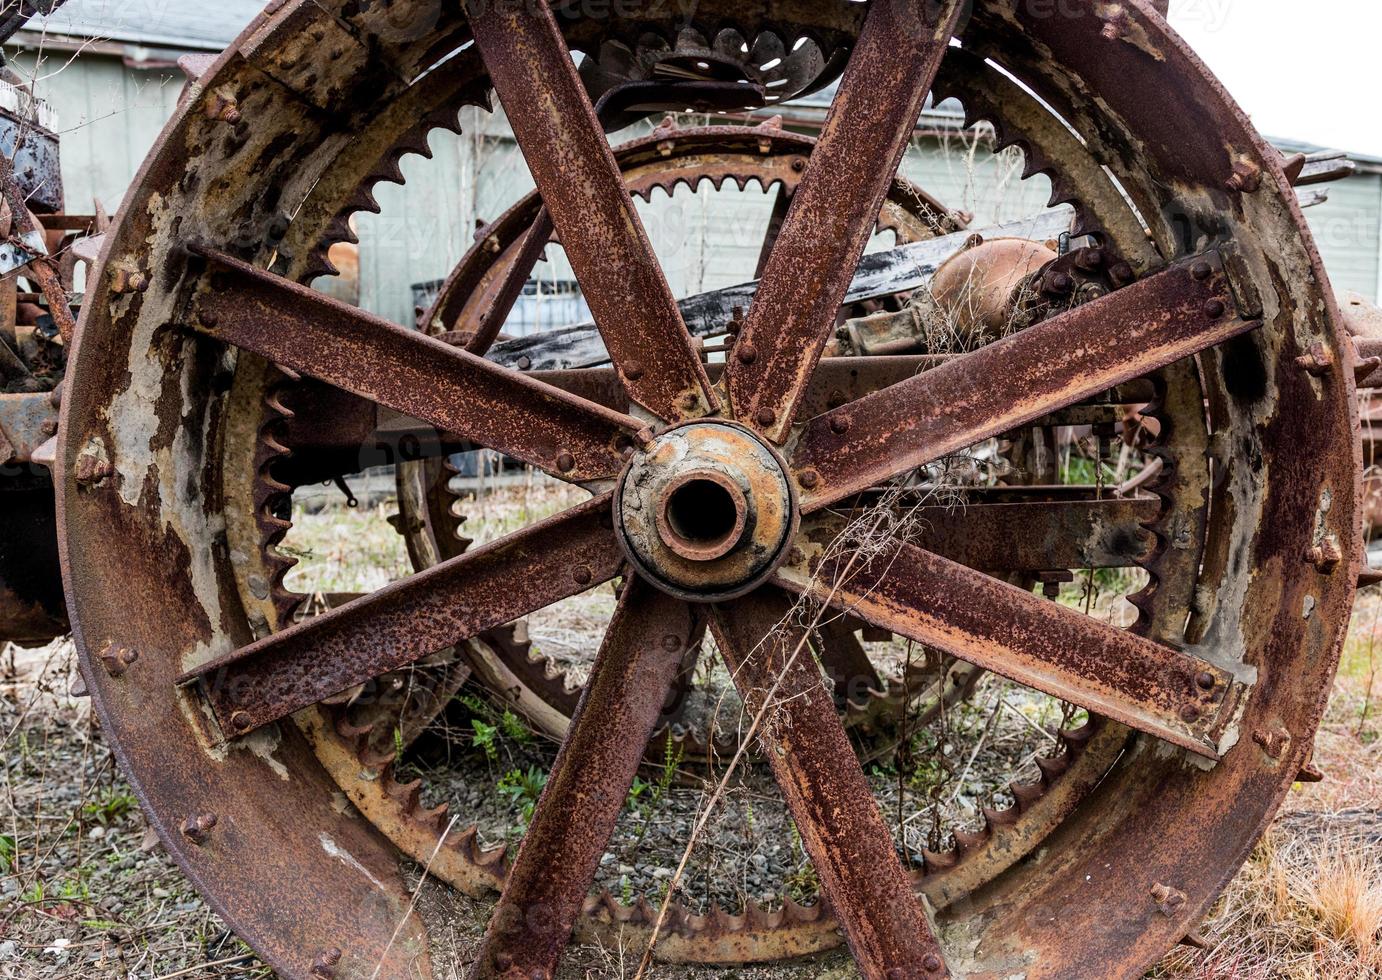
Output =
[{"x1": 659, "y1": 475, "x2": 746, "y2": 561}]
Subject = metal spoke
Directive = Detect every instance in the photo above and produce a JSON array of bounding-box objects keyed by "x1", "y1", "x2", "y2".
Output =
[
  {"x1": 774, "y1": 527, "x2": 1240, "y2": 758},
  {"x1": 723, "y1": 0, "x2": 967, "y2": 442},
  {"x1": 792, "y1": 250, "x2": 1262, "y2": 512},
  {"x1": 471, "y1": 578, "x2": 695, "y2": 978},
  {"x1": 464, "y1": 0, "x2": 718, "y2": 422},
  {"x1": 181, "y1": 497, "x2": 623, "y2": 735},
  {"x1": 186, "y1": 248, "x2": 643, "y2": 483},
  {"x1": 711, "y1": 591, "x2": 950, "y2": 979}
]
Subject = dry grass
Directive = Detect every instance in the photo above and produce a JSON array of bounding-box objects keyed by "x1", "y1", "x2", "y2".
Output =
[{"x1": 1151, "y1": 592, "x2": 1382, "y2": 980}]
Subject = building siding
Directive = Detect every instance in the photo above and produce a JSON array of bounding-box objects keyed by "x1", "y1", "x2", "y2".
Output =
[{"x1": 7, "y1": 51, "x2": 1381, "y2": 328}]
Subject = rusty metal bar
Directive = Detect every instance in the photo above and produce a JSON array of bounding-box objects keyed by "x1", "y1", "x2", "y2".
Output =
[
  {"x1": 712, "y1": 591, "x2": 950, "y2": 978},
  {"x1": 774, "y1": 530, "x2": 1238, "y2": 758},
  {"x1": 181, "y1": 496, "x2": 622, "y2": 735},
  {"x1": 464, "y1": 0, "x2": 718, "y2": 422},
  {"x1": 185, "y1": 247, "x2": 641, "y2": 483},
  {"x1": 723, "y1": 0, "x2": 966, "y2": 443},
  {"x1": 792, "y1": 251, "x2": 1261, "y2": 512},
  {"x1": 876, "y1": 498, "x2": 1158, "y2": 572},
  {"x1": 472, "y1": 578, "x2": 695, "y2": 977}
]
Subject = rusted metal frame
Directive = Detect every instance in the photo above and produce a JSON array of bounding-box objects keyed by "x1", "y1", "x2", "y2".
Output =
[
  {"x1": 0, "y1": 151, "x2": 74, "y2": 344},
  {"x1": 793, "y1": 251, "x2": 1262, "y2": 512},
  {"x1": 0, "y1": 390, "x2": 58, "y2": 463},
  {"x1": 846, "y1": 498, "x2": 1159, "y2": 573},
  {"x1": 774, "y1": 528, "x2": 1236, "y2": 758},
  {"x1": 472, "y1": 578, "x2": 695, "y2": 978},
  {"x1": 180, "y1": 496, "x2": 622, "y2": 735},
  {"x1": 723, "y1": 0, "x2": 967, "y2": 443},
  {"x1": 463, "y1": 0, "x2": 718, "y2": 422},
  {"x1": 486, "y1": 209, "x2": 1074, "y2": 373},
  {"x1": 711, "y1": 591, "x2": 950, "y2": 978},
  {"x1": 184, "y1": 246, "x2": 642, "y2": 484}
]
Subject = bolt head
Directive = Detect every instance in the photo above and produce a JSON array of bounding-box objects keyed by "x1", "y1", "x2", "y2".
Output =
[
  {"x1": 1195, "y1": 671, "x2": 1217, "y2": 692},
  {"x1": 555, "y1": 452, "x2": 576, "y2": 473},
  {"x1": 754, "y1": 407, "x2": 777, "y2": 428},
  {"x1": 797, "y1": 469, "x2": 819, "y2": 490},
  {"x1": 624, "y1": 361, "x2": 644, "y2": 381},
  {"x1": 1191, "y1": 261, "x2": 1213, "y2": 281},
  {"x1": 661, "y1": 634, "x2": 682, "y2": 653},
  {"x1": 1203, "y1": 298, "x2": 1226, "y2": 319},
  {"x1": 1179, "y1": 703, "x2": 1201, "y2": 724},
  {"x1": 573, "y1": 565, "x2": 593, "y2": 586},
  {"x1": 516, "y1": 355, "x2": 532, "y2": 371},
  {"x1": 829, "y1": 416, "x2": 850, "y2": 435},
  {"x1": 736, "y1": 343, "x2": 758, "y2": 364},
  {"x1": 922, "y1": 953, "x2": 944, "y2": 972},
  {"x1": 230, "y1": 711, "x2": 253, "y2": 731}
]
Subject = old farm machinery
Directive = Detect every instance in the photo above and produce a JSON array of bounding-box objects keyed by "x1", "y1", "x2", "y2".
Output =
[
  {"x1": 0, "y1": 0, "x2": 103, "y2": 647},
  {"x1": 36, "y1": 0, "x2": 1379, "y2": 977}
]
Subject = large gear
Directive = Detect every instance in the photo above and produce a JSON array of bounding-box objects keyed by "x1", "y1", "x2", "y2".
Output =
[{"x1": 57, "y1": 2, "x2": 1360, "y2": 978}]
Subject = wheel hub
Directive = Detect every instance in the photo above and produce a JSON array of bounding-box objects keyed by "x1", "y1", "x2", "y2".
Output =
[{"x1": 614, "y1": 421, "x2": 797, "y2": 601}]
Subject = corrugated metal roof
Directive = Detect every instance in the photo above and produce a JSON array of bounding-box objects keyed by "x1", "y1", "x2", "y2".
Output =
[{"x1": 27, "y1": 0, "x2": 263, "y2": 51}]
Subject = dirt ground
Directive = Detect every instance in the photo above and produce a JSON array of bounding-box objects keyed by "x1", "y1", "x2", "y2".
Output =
[{"x1": 0, "y1": 488, "x2": 1378, "y2": 979}]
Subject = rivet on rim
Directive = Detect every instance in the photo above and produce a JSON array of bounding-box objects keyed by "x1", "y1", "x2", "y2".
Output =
[
  {"x1": 97, "y1": 642, "x2": 139, "y2": 678},
  {"x1": 180, "y1": 812, "x2": 218, "y2": 844}
]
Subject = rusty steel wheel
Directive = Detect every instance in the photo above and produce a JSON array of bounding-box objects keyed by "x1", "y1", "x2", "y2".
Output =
[{"x1": 59, "y1": 2, "x2": 1359, "y2": 978}]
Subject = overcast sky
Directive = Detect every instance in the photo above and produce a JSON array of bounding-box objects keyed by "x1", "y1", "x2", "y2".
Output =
[{"x1": 1170, "y1": 0, "x2": 1382, "y2": 157}]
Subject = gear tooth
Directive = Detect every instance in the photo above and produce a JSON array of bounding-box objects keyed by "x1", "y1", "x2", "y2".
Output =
[
  {"x1": 395, "y1": 129, "x2": 435, "y2": 161},
  {"x1": 451, "y1": 825, "x2": 479, "y2": 854},
  {"x1": 333, "y1": 713, "x2": 373, "y2": 740},
  {"x1": 384, "y1": 773, "x2": 423, "y2": 811},
  {"x1": 378, "y1": 156, "x2": 407, "y2": 186},
  {"x1": 418, "y1": 801, "x2": 449, "y2": 832},
  {"x1": 324, "y1": 214, "x2": 359, "y2": 247},
  {"x1": 599, "y1": 889, "x2": 623, "y2": 918},
  {"x1": 922, "y1": 848, "x2": 957, "y2": 873},
  {"x1": 582, "y1": 892, "x2": 602, "y2": 917},
  {"x1": 983, "y1": 803, "x2": 1020, "y2": 828},
  {"x1": 347, "y1": 187, "x2": 382, "y2": 215},
  {"x1": 783, "y1": 897, "x2": 822, "y2": 923},
  {"x1": 1010, "y1": 779, "x2": 1045, "y2": 810},
  {"x1": 299, "y1": 252, "x2": 338, "y2": 283},
  {"x1": 953, "y1": 827, "x2": 989, "y2": 855},
  {"x1": 1035, "y1": 753, "x2": 1070, "y2": 783},
  {"x1": 475, "y1": 842, "x2": 507, "y2": 870},
  {"x1": 1060, "y1": 721, "x2": 1096, "y2": 753},
  {"x1": 713, "y1": 904, "x2": 743, "y2": 932}
]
